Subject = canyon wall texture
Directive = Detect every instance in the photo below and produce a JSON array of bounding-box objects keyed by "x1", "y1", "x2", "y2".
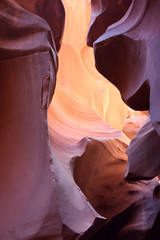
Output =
[
  {"x1": 1, "y1": 0, "x2": 160, "y2": 240},
  {"x1": 85, "y1": 0, "x2": 160, "y2": 239},
  {"x1": 89, "y1": 0, "x2": 160, "y2": 181},
  {"x1": 0, "y1": 1, "x2": 64, "y2": 239}
]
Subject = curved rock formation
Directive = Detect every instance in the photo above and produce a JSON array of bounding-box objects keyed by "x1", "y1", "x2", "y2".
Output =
[
  {"x1": 89, "y1": 0, "x2": 160, "y2": 182},
  {"x1": 92, "y1": 0, "x2": 160, "y2": 135},
  {"x1": 86, "y1": 0, "x2": 160, "y2": 238},
  {"x1": 47, "y1": 1, "x2": 131, "y2": 235},
  {"x1": 87, "y1": 0, "x2": 132, "y2": 46},
  {"x1": 0, "y1": 1, "x2": 64, "y2": 239},
  {"x1": 126, "y1": 116, "x2": 160, "y2": 180},
  {"x1": 15, "y1": 0, "x2": 65, "y2": 52},
  {"x1": 74, "y1": 138, "x2": 160, "y2": 240},
  {"x1": 1, "y1": 0, "x2": 160, "y2": 239}
]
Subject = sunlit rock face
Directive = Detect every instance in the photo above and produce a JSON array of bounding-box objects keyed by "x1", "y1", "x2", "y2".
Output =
[
  {"x1": 1, "y1": 0, "x2": 160, "y2": 240},
  {"x1": 48, "y1": 0, "x2": 160, "y2": 239},
  {"x1": 47, "y1": 0, "x2": 131, "y2": 236},
  {"x1": 48, "y1": 0, "x2": 129, "y2": 137},
  {"x1": 0, "y1": 1, "x2": 64, "y2": 239}
]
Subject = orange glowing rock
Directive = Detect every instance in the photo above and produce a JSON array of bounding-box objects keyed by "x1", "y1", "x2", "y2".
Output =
[
  {"x1": 48, "y1": 0, "x2": 129, "y2": 143},
  {"x1": 1, "y1": 0, "x2": 159, "y2": 239}
]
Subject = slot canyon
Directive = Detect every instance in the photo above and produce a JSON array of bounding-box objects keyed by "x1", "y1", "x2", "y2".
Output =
[{"x1": 0, "y1": 0, "x2": 160, "y2": 239}]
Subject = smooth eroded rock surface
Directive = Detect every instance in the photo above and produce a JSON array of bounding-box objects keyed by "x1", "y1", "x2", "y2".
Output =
[
  {"x1": 0, "y1": 1, "x2": 64, "y2": 239},
  {"x1": 93, "y1": 0, "x2": 160, "y2": 135},
  {"x1": 74, "y1": 138, "x2": 160, "y2": 240}
]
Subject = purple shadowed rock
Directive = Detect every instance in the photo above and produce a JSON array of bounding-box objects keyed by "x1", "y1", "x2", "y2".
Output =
[
  {"x1": 0, "y1": 1, "x2": 65, "y2": 239},
  {"x1": 87, "y1": 0, "x2": 132, "y2": 47},
  {"x1": 93, "y1": 0, "x2": 160, "y2": 135}
]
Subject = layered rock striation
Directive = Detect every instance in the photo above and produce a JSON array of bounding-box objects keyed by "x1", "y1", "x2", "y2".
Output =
[
  {"x1": 86, "y1": 0, "x2": 160, "y2": 238},
  {"x1": 1, "y1": 0, "x2": 160, "y2": 239},
  {"x1": 0, "y1": 1, "x2": 64, "y2": 239}
]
